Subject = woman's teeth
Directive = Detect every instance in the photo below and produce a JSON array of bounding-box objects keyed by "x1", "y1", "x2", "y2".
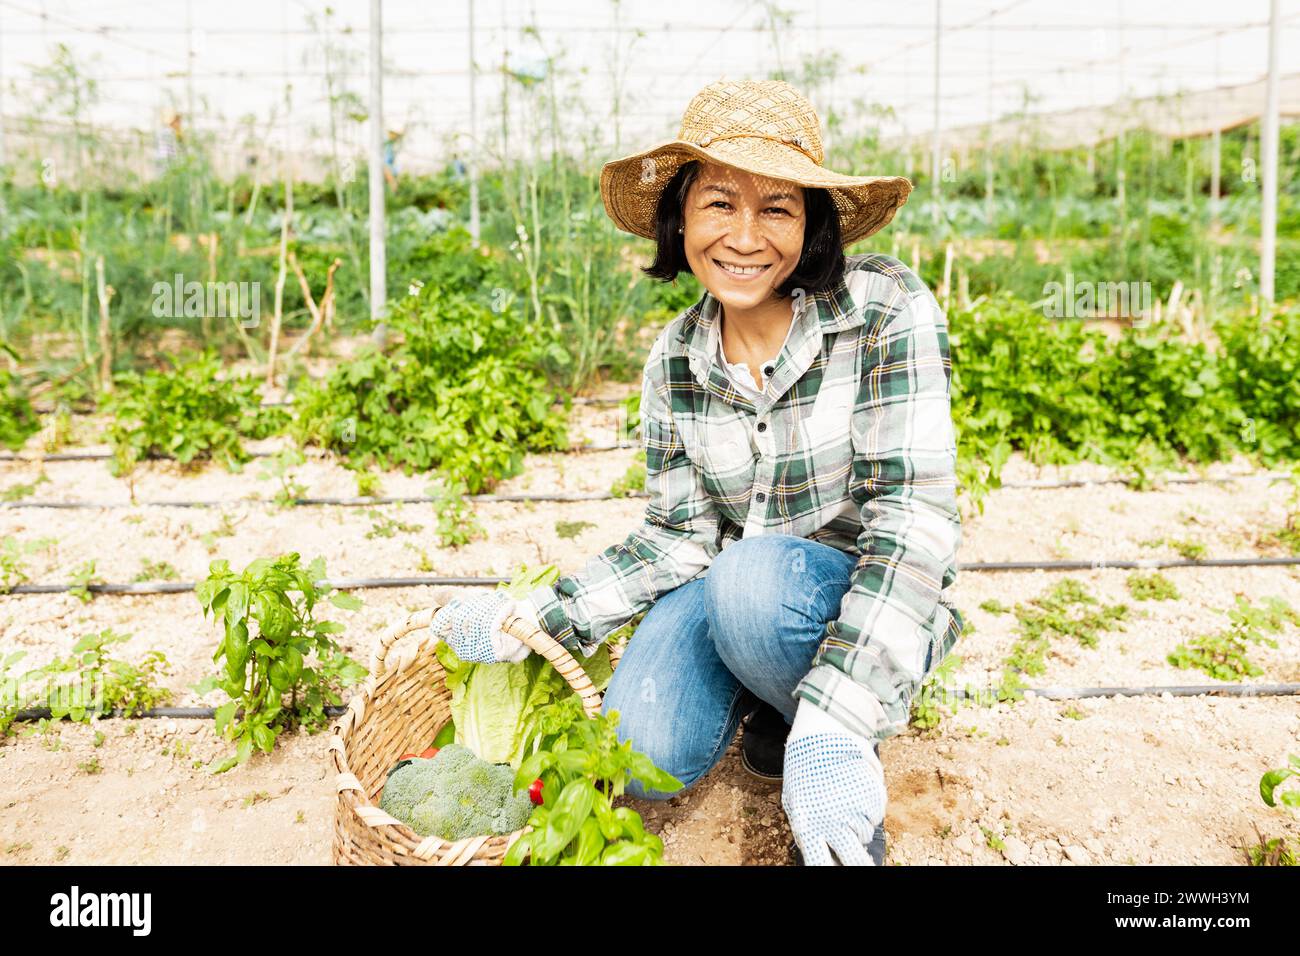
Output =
[{"x1": 715, "y1": 261, "x2": 770, "y2": 276}]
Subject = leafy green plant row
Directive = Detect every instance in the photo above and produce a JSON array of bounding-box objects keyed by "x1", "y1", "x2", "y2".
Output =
[
  {"x1": 911, "y1": 579, "x2": 1130, "y2": 730},
  {"x1": 0, "y1": 630, "x2": 172, "y2": 736},
  {"x1": 6, "y1": 291, "x2": 1300, "y2": 515},
  {"x1": 951, "y1": 296, "x2": 1300, "y2": 508}
]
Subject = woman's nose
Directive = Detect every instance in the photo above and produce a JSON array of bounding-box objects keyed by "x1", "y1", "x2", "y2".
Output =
[{"x1": 724, "y1": 208, "x2": 764, "y2": 252}]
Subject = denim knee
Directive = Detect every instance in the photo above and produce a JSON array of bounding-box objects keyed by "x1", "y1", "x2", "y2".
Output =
[
  {"x1": 704, "y1": 534, "x2": 857, "y2": 719},
  {"x1": 705, "y1": 534, "x2": 808, "y2": 620}
]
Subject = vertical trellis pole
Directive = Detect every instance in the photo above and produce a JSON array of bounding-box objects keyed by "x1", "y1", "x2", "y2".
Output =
[
  {"x1": 0, "y1": 4, "x2": 8, "y2": 169},
  {"x1": 468, "y1": 0, "x2": 481, "y2": 247},
  {"x1": 368, "y1": 0, "x2": 388, "y2": 336},
  {"x1": 1260, "y1": 0, "x2": 1281, "y2": 311},
  {"x1": 930, "y1": 0, "x2": 942, "y2": 230},
  {"x1": 1210, "y1": 35, "x2": 1222, "y2": 232},
  {"x1": 984, "y1": 19, "x2": 994, "y2": 226}
]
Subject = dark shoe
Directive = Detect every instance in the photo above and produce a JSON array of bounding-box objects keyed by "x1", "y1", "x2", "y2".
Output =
[
  {"x1": 790, "y1": 824, "x2": 887, "y2": 866},
  {"x1": 739, "y1": 699, "x2": 791, "y2": 780}
]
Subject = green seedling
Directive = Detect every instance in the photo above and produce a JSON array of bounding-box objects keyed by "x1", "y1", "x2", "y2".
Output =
[
  {"x1": 1126, "y1": 571, "x2": 1179, "y2": 601},
  {"x1": 353, "y1": 469, "x2": 383, "y2": 498},
  {"x1": 201, "y1": 511, "x2": 241, "y2": 555},
  {"x1": 1168, "y1": 596, "x2": 1298, "y2": 681},
  {"x1": 67, "y1": 561, "x2": 100, "y2": 604},
  {"x1": 257, "y1": 447, "x2": 308, "y2": 509},
  {"x1": 0, "y1": 536, "x2": 54, "y2": 594},
  {"x1": 610, "y1": 451, "x2": 647, "y2": 498},
  {"x1": 910, "y1": 652, "x2": 962, "y2": 731},
  {"x1": 427, "y1": 479, "x2": 483, "y2": 549},
  {"x1": 365, "y1": 507, "x2": 424, "y2": 540},
  {"x1": 134, "y1": 560, "x2": 179, "y2": 583},
  {"x1": 2, "y1": 474, "x2": 49, "y2": 502}
]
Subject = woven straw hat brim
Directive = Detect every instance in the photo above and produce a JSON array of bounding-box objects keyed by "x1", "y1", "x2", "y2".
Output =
[{"x1": 600, "y1": 136, "x2": 913, "y2": 246}]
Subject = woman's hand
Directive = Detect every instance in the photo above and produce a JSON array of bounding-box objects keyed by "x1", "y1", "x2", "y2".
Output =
[
  {"x1": 428, "y1": 587, "x2": 534, "y2": 664},
  {"x1": 781, "y1": 700, "x2": 886, "y2": 866}
]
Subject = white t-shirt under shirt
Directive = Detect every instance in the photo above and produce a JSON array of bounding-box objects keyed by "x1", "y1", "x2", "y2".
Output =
[{"x1": 716, "y1": 306, "x2": 797, "y2": 400}]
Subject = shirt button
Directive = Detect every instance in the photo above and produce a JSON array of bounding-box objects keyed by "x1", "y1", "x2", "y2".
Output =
[
  {"x1": 763, "y1": 365, "x2": 774, "y2": 376},
  {"x1": 755, "y1": 492, "x2": 766, "y2": 503},
  {"x1": 756, "y1": 422, "x2": 767, "y2": 433}
]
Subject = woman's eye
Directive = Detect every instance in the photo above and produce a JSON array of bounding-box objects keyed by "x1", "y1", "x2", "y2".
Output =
[
  {"x1": 766, "y1": 207, "x2": 790, "y2": 215},
  {"x1": 710, "y1": 200, "x2": 731, "y2": 209}
]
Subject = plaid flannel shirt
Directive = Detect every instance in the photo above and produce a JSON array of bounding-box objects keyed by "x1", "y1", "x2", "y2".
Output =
[{"x1": 526, "y1": 252, "x2": 964, "y2": 745}]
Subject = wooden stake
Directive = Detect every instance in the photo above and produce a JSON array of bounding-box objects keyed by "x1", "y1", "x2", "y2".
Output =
[
  {"x1": 95, "y1": 256, "x2": 115, "y2": 392},
  {"x1": 940, "y1": 243, "x2": 954, "y2": 309},
  {"x1": 202, "y1": 231, "x2": 219, "y2": 343},
  {"x1": 266, "y1": 173, "x2": 294, "y2": 386},
  {"x1": 286, "y1": 253, "x2": 341, "y2": 361}
]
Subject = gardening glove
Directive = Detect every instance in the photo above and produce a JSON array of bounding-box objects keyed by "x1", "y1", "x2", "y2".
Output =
[
  {"x1": 781, "y1": 699, "x2": 886, "y2": 866},
  {"x1": 428, "y1": 588, "x2": 535, "y2": 664}
]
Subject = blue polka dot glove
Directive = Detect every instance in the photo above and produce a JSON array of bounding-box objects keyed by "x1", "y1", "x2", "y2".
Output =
[
  {"x1": 781, "y1": 700, "x2": 886, "y2": 866},
  {"x1": 428, "y1": 589, "x2": 533, "y2": 664}
]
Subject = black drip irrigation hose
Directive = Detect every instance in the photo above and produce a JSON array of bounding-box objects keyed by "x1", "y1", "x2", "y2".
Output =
[
  {"x1": 2, "y1": 490, "x2": 653, "y2": 510},
  {"x1": 997, "y1": 470, "x2": 1294, "y2": 490},
  {"x1": 12, "y1": 683, "x2": 1299, "y2": 722},
  {"x1": 6, "y1": 556, "x2": 1299, "y2": 597},
  {"x1": 33, "y1": 395, "x2": 628, "y2": 415},
  {"x1": 1004, "y1": 683, "x2": 1300, "y2": 700},
  {"x1": 4, "y1": 470, "x2": 1296, "y2": 511},
  {"x1": 12, "y1": 704, "x2": 349, "y2": 722},
  {"x1": 960, "y1": 556, "x2": 1300, "y2": 571},
  {"x1": 0, "y1": 440, "x2": 638, "y2": 464}
]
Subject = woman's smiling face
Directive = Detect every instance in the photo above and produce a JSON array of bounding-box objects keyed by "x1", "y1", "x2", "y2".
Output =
[{"x1": 682, "y1": 161, "x2": 807, "y2": 313}]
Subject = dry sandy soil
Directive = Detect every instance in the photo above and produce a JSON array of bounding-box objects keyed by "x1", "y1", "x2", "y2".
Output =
[{"x1": 1, "y1": 397, "x2": 1297, "y2": 866}]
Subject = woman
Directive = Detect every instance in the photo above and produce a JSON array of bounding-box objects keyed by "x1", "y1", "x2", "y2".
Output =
[{"x1": 431, "y1": 79, "x2": 964, "y2": 866}]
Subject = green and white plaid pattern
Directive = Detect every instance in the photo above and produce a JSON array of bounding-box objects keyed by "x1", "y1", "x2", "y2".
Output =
[{"x1": 525, "y1": 252, "x2": 964, "y2": 745}]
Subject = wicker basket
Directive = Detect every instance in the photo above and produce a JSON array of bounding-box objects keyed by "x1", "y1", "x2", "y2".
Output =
[{"x1": 330, "y1": 603, "x2": 621, "y2": 866}]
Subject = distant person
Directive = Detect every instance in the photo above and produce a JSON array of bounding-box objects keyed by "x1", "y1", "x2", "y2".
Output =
[
  {"x1": 383, "y1": 128, "x2": 404, "y2": 190},
  {"x1": 154, "y1": 111, "x2": 183, "y2": 172}
]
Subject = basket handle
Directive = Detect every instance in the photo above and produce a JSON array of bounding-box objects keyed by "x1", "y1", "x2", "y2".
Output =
[{"x1": 368, "y1": 596, "x2": 602, "y2": 719}]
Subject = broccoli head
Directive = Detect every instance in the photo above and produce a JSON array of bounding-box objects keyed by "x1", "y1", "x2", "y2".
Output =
[{"x1": 379, "y1": 743, "x2": 533, "y2": 841}]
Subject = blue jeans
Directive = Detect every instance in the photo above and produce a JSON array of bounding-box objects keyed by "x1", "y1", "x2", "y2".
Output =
[{"x1": 602, "y1": 533, "x2": 931, "y2": 800}]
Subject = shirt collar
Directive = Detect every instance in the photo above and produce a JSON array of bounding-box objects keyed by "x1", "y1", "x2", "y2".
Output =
[{"x1": 670, "y1": 262, "x2": 865, "y2": 415}]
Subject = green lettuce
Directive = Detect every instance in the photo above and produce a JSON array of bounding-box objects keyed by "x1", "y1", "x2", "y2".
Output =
[{"x1": 432, "y1": 564, "x2": 615, "y2": 766}]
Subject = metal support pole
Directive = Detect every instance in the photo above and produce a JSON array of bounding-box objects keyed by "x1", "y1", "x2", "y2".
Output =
[
  {"x1": 368, "y1": 0, "x2": 388, "y2": 338},
  {"x1": 468, "y1": 0, "x2": 481, "y2": 247},
  {"x1": 0, "y1": 4, "x2": 7, "y2": 170},
  {"x1": 984, "y1": 20, "x2": 993, "y2": 226},
  {"x1": 1116, "y1": 1, "x2": 1126, "y2": 215},
  {"x1": 185, "y1": 0, "x2": 195, "y2": 129},
  {"x1": 930, "y1": 0, "x2": 942, "y2": 230},
  {"x1": 1210, "y1": 36, "x2": 1221, "y2": 231},
  {"x1": 1260, "y1": 0, "x2": 1281, "y2": 311}
]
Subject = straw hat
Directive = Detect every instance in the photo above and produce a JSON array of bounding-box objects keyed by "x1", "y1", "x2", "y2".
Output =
[{"x1": 600, "y1": 79, "x2": 912, "y2": 246}]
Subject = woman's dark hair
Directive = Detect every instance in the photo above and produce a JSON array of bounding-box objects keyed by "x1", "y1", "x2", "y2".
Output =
[{"x1": 641, "y1": 158, "x2": 845, "y2": 296}]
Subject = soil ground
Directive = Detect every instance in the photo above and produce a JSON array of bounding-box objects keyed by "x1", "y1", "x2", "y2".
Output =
[{"x1": 1, "y1": 395, "x2": 1297, "y2": 866}]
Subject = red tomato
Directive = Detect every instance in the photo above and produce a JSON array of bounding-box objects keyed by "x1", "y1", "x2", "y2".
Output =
[{"x1": 528, "y1": 778, "x2": 544, "y2": 805}]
